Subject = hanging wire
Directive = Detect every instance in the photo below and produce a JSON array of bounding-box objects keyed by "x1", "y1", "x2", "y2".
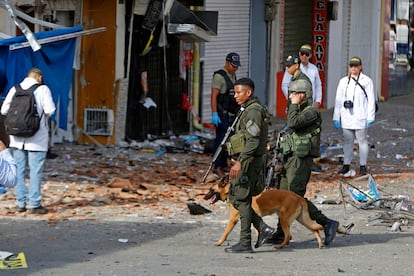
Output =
[{"x1": 162, "y1": 1, "x2": 173, "y2": 135}]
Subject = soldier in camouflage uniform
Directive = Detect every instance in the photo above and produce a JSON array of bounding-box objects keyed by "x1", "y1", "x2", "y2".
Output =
[
  {"x1": 273, "y1": 79, "x2": 339, "y2": 246},
  {"x1": 224, "y1": 78, "x2": 275, "y2": 253}
]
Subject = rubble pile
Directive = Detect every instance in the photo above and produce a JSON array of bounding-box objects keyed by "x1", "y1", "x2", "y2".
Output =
[
  {"x1": 0, "y1": 142, "x2": 213, "y2": 222},
  {"x1": 1, "y1": 100, "x2": 414, "y2": 225}
]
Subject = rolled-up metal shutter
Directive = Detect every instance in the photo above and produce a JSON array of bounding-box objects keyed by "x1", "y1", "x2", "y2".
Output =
[
  {"x1": 201, "y1": 0, "x2": 251, "y2": 122},
  {"x1": 283, "y1": 0, "x2": 313, "y2": 57}
]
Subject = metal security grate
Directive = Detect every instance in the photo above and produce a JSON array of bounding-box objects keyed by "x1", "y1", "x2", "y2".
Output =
[{"x1": 83, "y1": 108, "x2": 114, "y2": 136}]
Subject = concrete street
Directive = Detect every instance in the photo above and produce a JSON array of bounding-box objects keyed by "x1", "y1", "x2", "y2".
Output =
[{"x1": 1, "y1": 91, "x2": 413, "y2": 276}]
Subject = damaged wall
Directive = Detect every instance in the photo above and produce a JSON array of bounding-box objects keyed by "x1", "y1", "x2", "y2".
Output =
[{"x1": 75, "y1": 0, "x2": 117, "y2": 144}]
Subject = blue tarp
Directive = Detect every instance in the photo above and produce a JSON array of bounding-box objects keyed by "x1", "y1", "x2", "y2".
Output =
[{"x1": 0, "y1": 26, "x2": 83, "y2": 129}]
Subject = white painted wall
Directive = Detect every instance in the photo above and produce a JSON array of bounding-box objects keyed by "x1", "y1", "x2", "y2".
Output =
[
  {"x1": 0, "y1": 8, "x2": 15, "y2": 37},
  {"x1": 326, "y1": 0, "x2": 382, "y2": 109}
]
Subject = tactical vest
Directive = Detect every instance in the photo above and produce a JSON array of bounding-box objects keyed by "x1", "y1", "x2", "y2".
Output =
[
  {"x1": 226, "y1": 101, "x2": 270, "y2": 156},
  {"x1": 280, "y1": 106, "x2": 321, "y2": 158},
  {"x1": 214, "y1": 70, "x2": 239, "y2": 114}
]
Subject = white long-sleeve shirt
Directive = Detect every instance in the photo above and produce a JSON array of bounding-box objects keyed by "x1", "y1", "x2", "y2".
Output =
[
  {"x1": 333, "y1": 73, "x2": 376, "y2": 129},
  {"x1": 300, "y1": 63, "x2": 322, "y2": 104},
  {"x1": 1, "y1": 77, "x2": 56, "y2": 151},
  {"x1": 281, "y1": 71, "x2": 292, "y2": 98}
]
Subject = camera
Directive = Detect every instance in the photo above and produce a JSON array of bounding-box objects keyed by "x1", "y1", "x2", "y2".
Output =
[{"x1": 343, "y1": 100, "x2": 354, "y2": 109}]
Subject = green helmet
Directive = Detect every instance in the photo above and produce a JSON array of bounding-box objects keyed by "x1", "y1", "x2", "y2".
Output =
[{"x1": 288, "y1": 79, "x2": 312, "y2": 94}]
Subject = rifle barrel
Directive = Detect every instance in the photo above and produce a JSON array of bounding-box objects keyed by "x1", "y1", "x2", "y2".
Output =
[{"x1": 201, "y1": 106, "x2": 245, "y2": 183}]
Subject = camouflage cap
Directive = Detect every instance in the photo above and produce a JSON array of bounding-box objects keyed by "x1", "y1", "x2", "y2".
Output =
[{"x1": 288, "y1": 79, "x2": 312, "y2": 99}]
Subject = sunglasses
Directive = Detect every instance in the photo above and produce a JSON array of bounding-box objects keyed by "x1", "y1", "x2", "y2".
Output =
[
  {"x1": 229, "y1": 62, "x2": 239, "y2": 69},
  {"x1": 349, "y1": 64, "x2": 360, "y2": 67},
  {"x1": 300, "y1": 52, "x2": 310, "y2": 57}
]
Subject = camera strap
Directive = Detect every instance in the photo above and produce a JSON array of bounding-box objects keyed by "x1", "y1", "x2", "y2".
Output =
[{"x1": 351, "y1": 77, "x2": 368, "y2": 99}]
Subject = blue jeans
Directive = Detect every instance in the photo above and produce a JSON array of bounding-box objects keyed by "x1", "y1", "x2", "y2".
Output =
[{"x1": 13, "y1": 149, "x2": 47, "y2": 208}]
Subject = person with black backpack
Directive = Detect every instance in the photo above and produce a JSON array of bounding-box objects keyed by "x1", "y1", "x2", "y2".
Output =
[
  {"x1": 210, "y1": 52, "x2": 240, "y2": 178},
  {"x1": 1, "y1": 68, "x2": 56, "y2": 214}
]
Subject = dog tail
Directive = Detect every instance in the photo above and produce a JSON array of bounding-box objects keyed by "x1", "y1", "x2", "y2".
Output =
[{"x1": 298, "y1": 203, "x2": 324, "y2": 231}]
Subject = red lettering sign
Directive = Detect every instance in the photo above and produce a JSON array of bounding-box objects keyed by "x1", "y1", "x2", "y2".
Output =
[{"x1": 313, "y1": 0, "x2": 328, "y2": 107}]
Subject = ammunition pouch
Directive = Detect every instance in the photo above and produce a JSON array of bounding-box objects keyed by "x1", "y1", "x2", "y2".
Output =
[
  {"x1": 279, "y1": 127, "x2": 320, "y2": 158},
  {"x1": 309, "y1": 128, "x2": 321, "y2": 157},
  {"x1": 291, "y1": 133, "x2": 312, "y2": 158},
  {"x1": 279, "y1": 131, "x2": 293, "y2": 156},
  {"x1": 226, "y1": 131, "x2": 246, "y2": 156}
]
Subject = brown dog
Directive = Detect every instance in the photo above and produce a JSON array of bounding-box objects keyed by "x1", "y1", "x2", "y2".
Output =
[{"x1": 204, "y1": 178, "x2": 324, "y2": 249}]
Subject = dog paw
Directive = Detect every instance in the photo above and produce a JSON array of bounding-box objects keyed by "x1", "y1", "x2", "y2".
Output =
[
  {"x1": 214, "y1": 241, "x2": 223, "y2": 246},
  {"x1": 274, "y1": 244, "x2": 285, "y2": 249}
]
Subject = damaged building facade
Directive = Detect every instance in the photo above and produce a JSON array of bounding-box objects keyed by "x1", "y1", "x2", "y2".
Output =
[
  {"x1": 0, "y1": 0, "x2": 405, "y2": 145},
  {"x1": 0, "y1": 0, "x2": 219, "y2": 145}
]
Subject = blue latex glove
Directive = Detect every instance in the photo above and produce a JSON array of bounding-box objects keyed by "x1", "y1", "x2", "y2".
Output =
[
  {"x1": 367, "y1": 120, "x2": 374, "y2": 127},
  {"x1": 211, "y1": 112, "x2": 221, "y2": 127},
  {"x1": 333, "y1": 120, "x2": 341, "y2": 129}
]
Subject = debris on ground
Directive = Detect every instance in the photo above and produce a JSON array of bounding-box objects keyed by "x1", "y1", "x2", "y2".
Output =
[
  {"x1": 186, "y1": 201, "x2": 212, "y2": 215},
  {"x1": 0, "y1": 95, "x2": 413, "y2": 226}
]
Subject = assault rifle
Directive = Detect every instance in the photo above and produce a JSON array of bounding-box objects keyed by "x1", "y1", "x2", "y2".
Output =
[
  {"x1": 264, "y1": 130, "x2": 281, "y2": 189},
  {"x1": 201, "y1": 106, "x2": 245, "y2": 183}
]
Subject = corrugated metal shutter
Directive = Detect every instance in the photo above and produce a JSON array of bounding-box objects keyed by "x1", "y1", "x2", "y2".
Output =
[
  {"x1": 201, "y1": 0, "x2": 251, "y2": 121},
  {"x1": 283, "y1": 0, "x2": 313, "y2": 57}
]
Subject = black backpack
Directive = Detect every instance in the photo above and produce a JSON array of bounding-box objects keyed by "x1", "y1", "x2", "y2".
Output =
[{"x1": 4, "y1": 83, "x2": 43, "y2": 137}]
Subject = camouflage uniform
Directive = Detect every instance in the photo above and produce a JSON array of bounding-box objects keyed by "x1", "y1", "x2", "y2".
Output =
[
  {"x1": 228, "y1": 97, "x2": 269, "y2": 246},
  {"x1": 272, "y1": 79, "x2": 339, "y2": 246},
  {"x1": 280, "y1": 99, "x2": 327, "y2": 223}
]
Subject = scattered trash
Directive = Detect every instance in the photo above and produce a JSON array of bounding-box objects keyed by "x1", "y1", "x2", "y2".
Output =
[
  {"x1": 320, "y1": 144, "x2": 343, "y2": 160},
  {"x1": 395, "y1": 154, "x2": 404, "y2": 160},
  {"x1": 0, "y1": 184, "x2": 7, "y2": 194},
  {"x1": 117, "y1": 239, "x2": 129, "y2": 243},
  {"x1": 394, "y1": 199, "x2": 412, "y2": 212},
  {"x1": 389, "y1": 127, "x2": 407, "y2": 132},
  {"x1": 187, "y1": 201, "x2": 212, "y2": 215},
  {"x1": 0, "y1": 252, "x2": 27, "y2": 269},
  {"x1": 347, "y1": 174, "x2": 381, "y2": 202},
  {"x1": 313, "y1": 196, "x2": 338, "y2": 205},
  {"x1": 343, "y1": 223, "x2": 355, "y2": 234},
  {"x1": 388, "y1": 221, "x2": 402, "y2": 232},
  {"x1": 337, "y1": 223, "x2": 355, "y2": 234},
  {"x1": 0, "y1": 252, "x2": 13, "y2": 260},
  {"x1": 395, "y1": 154, "x2": 410, "y2": 160},
  {"x1": 339, "y1": 174, "x2": 414, "y2": 230}
]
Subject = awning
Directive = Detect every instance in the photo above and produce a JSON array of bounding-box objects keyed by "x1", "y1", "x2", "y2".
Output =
[
  {"x1": 0, "y1": 27, "x2": 84, "y2": 130},
  {"x1": 166, "y1": 1, "x2": 218, "y2": 42}
]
